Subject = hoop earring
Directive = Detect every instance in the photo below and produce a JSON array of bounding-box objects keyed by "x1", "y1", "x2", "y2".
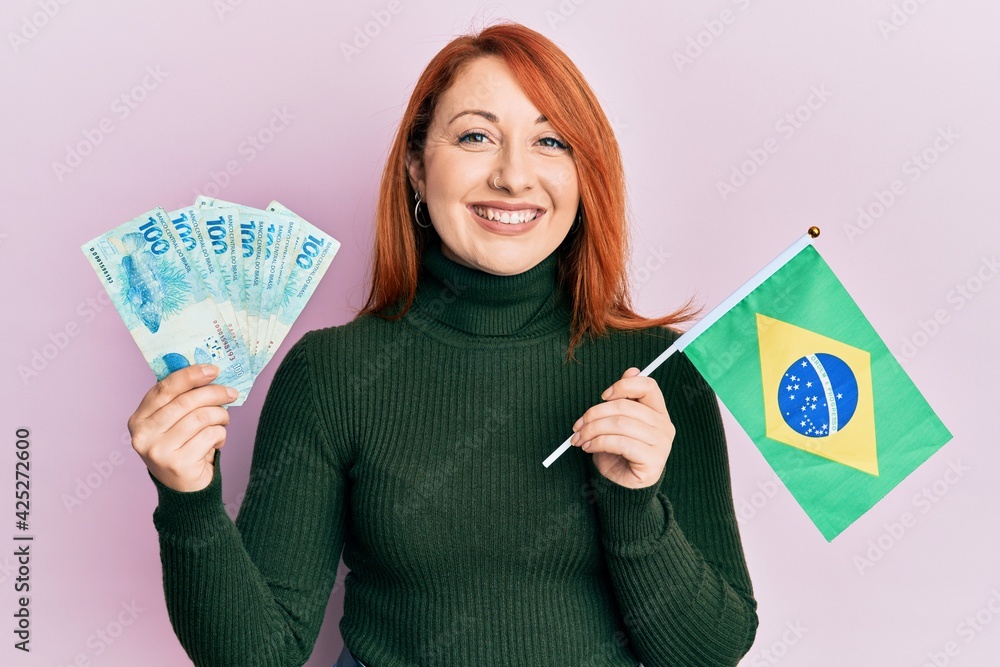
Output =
[
  {"x1": 414, "y1": 191, "x2": 432, "y2": 228},
  {"x1": 570, "y1": 209, "x2": 582, "y2": 233}
]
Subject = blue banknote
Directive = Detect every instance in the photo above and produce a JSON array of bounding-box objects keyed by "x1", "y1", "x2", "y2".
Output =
[
  {"x1": 84, "y1": 199, "x2": 338, "y2": 404},
  {"x1": 257, "y1": 201, "x2": 340, "y2": 374},
  {"x1": 82, "y1": 208, "x2": 253, "y2": 403}
]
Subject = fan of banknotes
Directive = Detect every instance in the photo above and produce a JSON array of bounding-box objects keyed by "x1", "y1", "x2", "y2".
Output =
[{"x1": 81, "y1": 196, "x2": 340, "y2": 406}]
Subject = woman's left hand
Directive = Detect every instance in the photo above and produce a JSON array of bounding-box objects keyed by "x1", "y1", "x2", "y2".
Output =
[{"x1": 571, "y1": 367, "x2": 675, "y2": 489}]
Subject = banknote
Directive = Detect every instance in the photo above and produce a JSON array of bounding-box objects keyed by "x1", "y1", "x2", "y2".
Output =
[
  {"x1": 83, "y1": 198, "x2": 338, "y2": 404},
  {"x1": 258, "y1": 201, "x2": 340, "y2": 373},
  {"x1": 82, "y1": 208, "x2": 253, "y2": 403},
  {"x1": 236, "y1": 207, "x2": 267, "y2": 354},
  {"x1": 194, "y1": 196, "x2": 268, "y2": 361},
  {"x1": 81, "y1": 196, "x2": 340, "y2": 405},
  {"x1": 194, "y1": 206, "x2": 249, "y2": 349},
  {"x1": 253, "y1": 211, "x2": 300, "y2": 374},
  {"x1": 166, "y1": 205, "x2": 254, "y2": 400}
]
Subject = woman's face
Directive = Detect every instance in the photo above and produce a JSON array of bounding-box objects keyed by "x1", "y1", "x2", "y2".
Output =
[{"x1": 407, "y1": 56, "x2": 580, "y2": 276}]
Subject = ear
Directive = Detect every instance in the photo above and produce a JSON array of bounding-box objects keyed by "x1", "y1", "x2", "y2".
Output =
[{"x1": 405, "y1": 149, "x2": 425, "y2": 195}]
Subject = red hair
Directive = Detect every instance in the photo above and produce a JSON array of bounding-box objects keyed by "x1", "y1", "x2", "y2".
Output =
[{"x1": 357, "y1": 21, "x2": 697, "y2": 360}]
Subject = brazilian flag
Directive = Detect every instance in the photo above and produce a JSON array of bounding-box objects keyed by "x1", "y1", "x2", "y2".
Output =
[{"x1": 683, "y1": 244, "x2": 952, "y2": 541}]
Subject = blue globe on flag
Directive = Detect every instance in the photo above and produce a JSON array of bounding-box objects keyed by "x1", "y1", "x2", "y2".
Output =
[{"x1": 777, "y1": 353, "x2": 859, "y2": 438}]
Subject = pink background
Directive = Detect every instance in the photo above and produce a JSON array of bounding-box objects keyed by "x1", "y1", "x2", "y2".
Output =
[{"x1": 2, "y1": 1, "x2": 998, "y2": 665}]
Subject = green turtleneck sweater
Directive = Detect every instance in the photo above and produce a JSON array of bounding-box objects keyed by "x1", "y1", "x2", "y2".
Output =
[{"x1": 149, "y1": 239, "x2": 758, "y2": 667}]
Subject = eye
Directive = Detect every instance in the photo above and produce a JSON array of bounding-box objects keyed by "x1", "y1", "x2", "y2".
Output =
[
  {"x1": 458, "y1": 131, "x2": 490, "y2": 145},
  {"x1": 538, "y1": 136, "x2": 569, "y2": 151}
]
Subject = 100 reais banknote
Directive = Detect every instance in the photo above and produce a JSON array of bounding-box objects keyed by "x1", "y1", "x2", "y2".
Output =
[{"x1": 81, "y1": 198, "x2": 340, "y2": 405}]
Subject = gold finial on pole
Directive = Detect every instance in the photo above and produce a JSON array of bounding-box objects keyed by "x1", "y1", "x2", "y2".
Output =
[{"x1": 808, "y1": 226, "x2": 821, "y2": 238}]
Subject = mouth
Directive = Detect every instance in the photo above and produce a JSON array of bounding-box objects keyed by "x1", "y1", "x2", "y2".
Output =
[{"x1": 469, "y1": 204, "x2": 543, "y2": 225}]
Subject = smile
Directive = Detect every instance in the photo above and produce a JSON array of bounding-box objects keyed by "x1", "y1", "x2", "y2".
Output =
[{"x1": 471, "y1": 205, "x2": 541, "y2": 225}]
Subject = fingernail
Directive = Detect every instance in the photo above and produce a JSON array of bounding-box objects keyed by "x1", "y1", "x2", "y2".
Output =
[
  {"x1": 601, "y1": 387, "x2": 611, "y2": 399},
  {"x1": 202, "y1": 364, "x2": 218, "y2": 377},
  {"x1": 572, "y1": 418, "x2": 582, "y2": 431},
  {"x1": 226, "y1": 387, "x2": 238, "y2": 400},
  {"x1": 571, "y1": 432, "x2": 579, "y2": 444}
]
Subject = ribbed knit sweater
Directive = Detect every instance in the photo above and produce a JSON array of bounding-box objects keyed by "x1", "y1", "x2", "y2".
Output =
[{"x1": 149, "y1": 238, "x2": 758, "y2": 667}]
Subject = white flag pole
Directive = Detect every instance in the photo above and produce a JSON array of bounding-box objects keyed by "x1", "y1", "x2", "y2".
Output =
[{"x1": 542, "y1": 227, "x2": 821, "y2": 468}]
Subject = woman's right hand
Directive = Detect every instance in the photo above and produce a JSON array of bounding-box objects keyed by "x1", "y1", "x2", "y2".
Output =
[{"x1": 128, "y1": 364, "x2": 238, "y2": 493}]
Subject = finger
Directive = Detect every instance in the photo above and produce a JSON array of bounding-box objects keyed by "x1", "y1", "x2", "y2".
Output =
[
  {"x1": 147, "y1": 424, "x2": 227, "y2": 477},
  {"x1": 574, "y1": 397, "x2": 663, "y2": 432},
  {"x1": 144, "y1": 382, "x2": 238, "y2": 435},
  {"x1": 176, "y1": 424, "x2": 228, "y2": 467},
  {"x1": 131, "y1": 365, "x2": 223, "y2": 426},
  {"x1": 160, "y1": 405, "x2": 231, "y2": 454},
  {"x1": 579, "y1": 433, "x2": 655, "y2": 466},
  {"x1": 139, "y1": 404, "x2": 230, "y2": 459},
  {"x1": 573, "y1": 412, "x2": 661, "y2": 450},
  {"x1": 600, "y1": 371, "x2": 668, "y2": 414}
]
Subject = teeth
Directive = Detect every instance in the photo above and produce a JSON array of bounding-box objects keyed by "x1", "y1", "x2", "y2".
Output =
[{"x1": 473, "y1": 206, "x2": 539, "y2": 224}]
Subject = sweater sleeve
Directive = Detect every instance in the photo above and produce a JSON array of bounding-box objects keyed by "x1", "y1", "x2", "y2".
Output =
[
  {"x1": 587, "y1": 350, "x2": 758, "y2": 667},
  {"x1": 148, "y1": 331, "x2": 349, "y2": 667}
]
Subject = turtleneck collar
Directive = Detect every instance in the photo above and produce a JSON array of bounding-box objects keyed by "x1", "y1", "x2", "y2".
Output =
[{"x1": 405, "y1": 238, "x2": 572, "y2": 342}]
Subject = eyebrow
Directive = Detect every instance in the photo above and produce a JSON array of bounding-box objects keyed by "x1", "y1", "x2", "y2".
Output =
[{"x1": 448, "y1": 110, "x2": 548, "y2": 125}]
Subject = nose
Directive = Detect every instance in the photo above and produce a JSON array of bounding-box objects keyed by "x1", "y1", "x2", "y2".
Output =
[{"x1": 493, "y1": 143, "x2": 533, "y2": 194}]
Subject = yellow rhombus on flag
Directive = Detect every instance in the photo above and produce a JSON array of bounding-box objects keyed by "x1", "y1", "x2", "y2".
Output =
[{"x1": 756, "y1": 313, "x2": 878, "y2": 477}]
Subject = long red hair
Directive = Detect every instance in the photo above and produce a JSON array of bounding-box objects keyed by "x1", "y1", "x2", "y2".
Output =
[{"x1": 357, "y1": 21, "x2": 697, "y2": 360}]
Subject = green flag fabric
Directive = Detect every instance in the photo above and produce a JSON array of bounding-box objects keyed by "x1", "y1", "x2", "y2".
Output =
[{"x1": 683, "y1": 244, "x2": 952, "y2": 541}]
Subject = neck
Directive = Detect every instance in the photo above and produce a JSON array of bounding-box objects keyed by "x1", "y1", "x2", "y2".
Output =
[{"x1": 406, "y1": 238, "x2": 571, "y2": 340}]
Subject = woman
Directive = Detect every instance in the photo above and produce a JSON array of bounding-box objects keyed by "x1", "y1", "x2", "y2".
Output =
[{"x1": 128, "y1": 22, "x2": 758, "y2": 667}]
